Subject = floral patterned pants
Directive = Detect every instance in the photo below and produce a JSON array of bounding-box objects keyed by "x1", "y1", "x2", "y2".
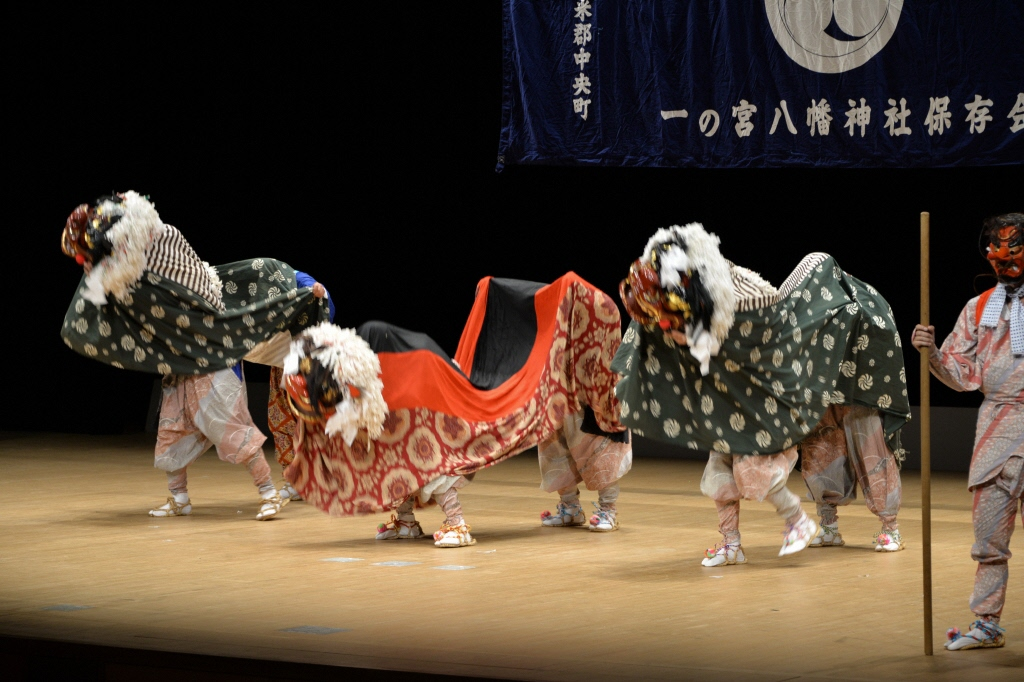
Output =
[
  {"x1": 969, "y1": 456, "x2": 1023, "y2": 620},
  {"x1": 799, "y1": 405, "x2": 902, "y2": 531}
]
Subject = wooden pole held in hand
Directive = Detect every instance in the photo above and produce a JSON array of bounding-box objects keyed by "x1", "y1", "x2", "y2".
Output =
[{"x1": 920, "y1": 211, "x2": 933, "y2": 655}]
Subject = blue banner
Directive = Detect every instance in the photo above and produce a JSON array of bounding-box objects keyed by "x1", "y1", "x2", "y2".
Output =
[{"x1": 498, "y1": 1, "x2": 1023, "y2": 169}]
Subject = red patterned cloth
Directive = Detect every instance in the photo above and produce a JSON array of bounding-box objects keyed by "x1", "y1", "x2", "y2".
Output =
[
  {"x1": 284, "y1": 273, "x2": 626, "y2": 516},
  {"x1": 267, "y1": 366, "x2": 297, "y2": 466}
]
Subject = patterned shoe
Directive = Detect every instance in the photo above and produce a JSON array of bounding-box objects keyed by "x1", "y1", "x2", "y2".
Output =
[
  {"x1": 540, "y1": 500, "x2": 586, "y2": 527},
  {"x1": 702, "y1": 542, "x2": 746, "y2": 567},
  {"x1": 945, "y1": 620, "x2": 1005, "y2": 650},
  {"x1": 874, "y1": 529, "x2": 905, "y2": 552},
  {"x1": 809, "y1": 523, "x2": 844, "y2": 547},
  {"x1": 588, "y1": 505, "x2": 619, "y2": 532},
  {"x1": 149, "y1": 496, "x2": 192, "y2": 517},
  {"x1": 256, "y1": 492, "x2": 287, "y2": 521},
  {"x1": 779, "y1": 513, "x2": 817, "y2": 556},
  {"x1": 434, "y1": 522, "x2": 476, "y2": 548},
  {"x1": 375, "y1": 515, "x2": 427, "y2": 540}
]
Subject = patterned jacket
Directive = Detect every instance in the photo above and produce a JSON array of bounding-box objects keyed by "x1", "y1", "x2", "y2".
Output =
[{"x1": 929, "y1": 292, "x2": 1024, "y2": 489}]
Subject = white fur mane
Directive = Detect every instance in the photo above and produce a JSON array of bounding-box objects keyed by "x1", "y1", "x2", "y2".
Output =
[
  {"x1": 641, "y1": 223, "x2": 736, "y2": 374},
  {"x1": 284, "y1": 323, "x2": 388, "y2": 445},
  {"x1": 97, "y1": 191, "x2": 163, "y2": 303}
]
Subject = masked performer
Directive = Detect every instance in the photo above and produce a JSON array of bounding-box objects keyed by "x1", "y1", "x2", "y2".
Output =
[
  {"x1": 280, "y1": 275, "x2": 631, "y2": 547},
  {"x1": 612, "y1": 224, "x2": 910, "y2": 565},
  {"x1": 61, "y1": 191, "x2": 330, "y2": 520},
  {"x1": 912, "y1": 213, "x2": 1023, "y2": 652}
]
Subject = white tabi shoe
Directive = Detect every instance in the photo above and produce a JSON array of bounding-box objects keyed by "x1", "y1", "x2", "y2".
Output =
[
  {"x1": 149, "y1": 496, "x2": 192, "y2": 517},
  {"x1": 702, "y1": 542, "x2": 746, "y2": 567},
  {"x1": 588, "y1": 504, "x2": 619, "y2": 532},
  {"x1": 376, "y1": 515, "x2": 427, "y2": 540},
  {"x1": 874, "y1": 529, "x2": 905, "y2": 552},
  {"x1": 433, "y1": 522, "x2": 476, "y2": 548},
  {"x1": 945, "y1": 620, "x2": 1005, "y2": 650},
  {"x1": 540, "y1": 500, "x2": 586, "y2": 527},
  {"x1": 278, "y1": 481, "x2": 303, "y2": 502},
  {"x1": 779, "y1": 513, "x2": 817, "y2": 557},
  {"x1": 809, "y1": 523, "x2": 844, "y2": 547},
  {"x1": 256, "y1": 492, "x2": 287, "y2": 521}
]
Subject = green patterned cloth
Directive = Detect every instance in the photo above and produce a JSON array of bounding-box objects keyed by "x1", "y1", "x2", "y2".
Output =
[
  {"x1": 61, "y1": 258, "x2": 330, "y2": 375},
  {"x1": 611, "y1": 255, "x2": 910, "y2": 458}
]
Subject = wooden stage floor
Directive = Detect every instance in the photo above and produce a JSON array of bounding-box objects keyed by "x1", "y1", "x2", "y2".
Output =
[{"x1": 0, "y1": 432, "x2": 1021, "y2": 681}]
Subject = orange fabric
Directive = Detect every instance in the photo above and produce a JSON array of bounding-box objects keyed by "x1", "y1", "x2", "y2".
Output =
[
  {"x1": 381, "y1": 273, "x2": 582, "y2": 422},
  {"x1": 285, "y1": 271, "x2": 627, "y2": 516},
  {"x1": 452, "y1": 276, "x2": 493, "y2": 374},
  {"x1": 975, "y1": 287, "x2": 997, "y2": 327}
]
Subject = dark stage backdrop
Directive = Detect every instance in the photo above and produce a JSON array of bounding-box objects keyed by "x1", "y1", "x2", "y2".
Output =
[{"x1": 7, "y1": 4, "x2": 1014, "y2": 435}]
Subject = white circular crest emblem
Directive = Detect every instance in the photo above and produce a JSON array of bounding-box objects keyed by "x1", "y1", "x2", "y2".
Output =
[{"x1": 764, "y1": 0, "x2": 903, "y2": 74}]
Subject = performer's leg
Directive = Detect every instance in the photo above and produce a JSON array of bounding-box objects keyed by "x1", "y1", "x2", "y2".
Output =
[
  {"x1": 151, "y1": 376, "x2": 209, "y2": 517},
  {"x1": 588, "y1": 482, "x2": 620, "y2": 532},
  {"x1": 700, "y1": 454, "x2": 745, "y2": 566},
  {"x1": 268, "y1": 365, "x2": 301, "y2": 501},
  {"x1": 541, "y1": 485, "x2": 586, "y2": 527},
  {"x1": 970, "y1": 481, "x2": 1016, "y2": 623},
  {"x1": 844, "y1": 406, "x2": 904, "y2": 551},
  {"x1": 800, "y1": 407, "x2": 852, "y2": 547},
  {"x1": 433, "y1": 478, "x2": 476, "y2": 548},
  {"x1": 758, "y1": 448, "x2": 817, "y2": 557},
  {"x1": 149, "y1": 468, "x2": 193, "y2": 517},
  {"x1": 196, "y1": 369, "x2": 279, "y2": 520},
  {"x1": 375, "y1": 497, "x2": 426, "y2": 540},
  {"x1": 772, "y1": 490, "x2": 817, "y2": 557},
  {"x1": 245, "y1": 455, "x2": 284, "y2": 521},
  {"x1": 809, "y1": 502, "x2": 845, "y2": 547},
  {"x1": 766, "y1": 481, "x2": 804, "y2": 522},
  {"x1": 702, "y1": 498, "x2": 746, "y2": 567},
  {"x1": 947, "y1": 457, "x2": 1021, "y2": 651},
  {"x1": 538, "y1": 425, "x2": 586, "y2": 527}
]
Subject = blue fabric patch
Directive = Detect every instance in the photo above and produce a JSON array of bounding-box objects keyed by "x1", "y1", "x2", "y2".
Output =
[{"x1": 295, "y1": 270, "x2": 335, "y2": 322}]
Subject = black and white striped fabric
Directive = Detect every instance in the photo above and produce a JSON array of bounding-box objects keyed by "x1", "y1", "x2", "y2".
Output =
[
  {"x1": 776, "y1": 252, "x2": 830, "y2": 300},
  {"x1": 145, "y1": 224, "x2": 224, "y2": 311},
  {"x1": 732, "y1": 253, "x2": 829, "y2": 313}
]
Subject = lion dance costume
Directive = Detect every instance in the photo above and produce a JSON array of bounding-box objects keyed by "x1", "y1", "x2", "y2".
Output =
[
  {"x1": 277, "y1": 274, "x2": 632, "y2": 547},
  {"x1": 60, "y1": 191, "x2": 331, "y2": 520},
  {"x1": 613, "y1": 223, "x2": 910, "y2": 564}
]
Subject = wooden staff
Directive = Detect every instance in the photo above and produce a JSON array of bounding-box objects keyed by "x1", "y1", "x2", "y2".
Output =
[{"x1": 920, "y1": 211, "x2": 933, "y2": 655}]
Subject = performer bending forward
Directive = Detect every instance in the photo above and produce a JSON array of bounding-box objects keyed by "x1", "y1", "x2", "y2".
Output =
[
  {"x1": 612, "y1": 223, "x2": 911, "y2": 566},
  {"x1": 60, "y1": 191, "x2": 331, "y2": 520},
  {"x1": 279, "y1": 275, "x2": 631, "y2": 548}
]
